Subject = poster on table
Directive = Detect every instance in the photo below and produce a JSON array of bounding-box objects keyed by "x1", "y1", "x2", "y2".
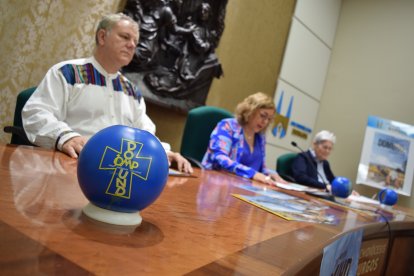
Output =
[
  {"x1": 232, "y1": 185, "x2": 339, "y2": 225},
  {"x1": 356, "y1": 116, "x2": 414, "y2": 196}
]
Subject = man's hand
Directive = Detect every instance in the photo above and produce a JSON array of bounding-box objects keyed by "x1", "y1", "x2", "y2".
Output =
[
  {"x1": 61, "y1": 136, "x2": 88, "y2": 158},
  {"x1": 167, "y1": 151, "x2": 193, "y2": 174}
]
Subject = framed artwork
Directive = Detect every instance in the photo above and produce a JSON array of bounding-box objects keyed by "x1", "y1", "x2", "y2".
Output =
[{"x1": 357, "y1": 116, "x2": 414, "y2": 196}]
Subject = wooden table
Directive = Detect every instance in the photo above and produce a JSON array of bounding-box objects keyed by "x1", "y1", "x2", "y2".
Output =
[{"x1": 1, "y1": 144, "x2": 413, "y2": 275}]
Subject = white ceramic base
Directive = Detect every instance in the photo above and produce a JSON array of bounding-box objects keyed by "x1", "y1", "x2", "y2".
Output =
[
  {"x1": 380, "y1": 204, "x2": 394, "y2": 211},
  {"x1": 82, "y1": 203, "x2": 142, "y2": 226}
]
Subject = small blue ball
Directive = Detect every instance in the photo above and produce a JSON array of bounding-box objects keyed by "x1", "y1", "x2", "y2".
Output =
[
  {"x1": 331, "y1": 176, "x2": 351, "y2": 198},
  {"x1": 378, "y1": 188, "x2": 398, "y2": 206},
  {"x1": 77, "y1": 125, "x2": 169, "y2": 213}
]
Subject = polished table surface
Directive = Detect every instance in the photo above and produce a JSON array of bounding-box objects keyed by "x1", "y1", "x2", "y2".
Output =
[{"x1": 1, "y1": 144, "x2": 414, "y2": 275}]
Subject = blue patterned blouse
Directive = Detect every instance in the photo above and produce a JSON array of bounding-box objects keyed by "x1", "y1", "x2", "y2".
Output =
[{"x1": 201, "y1": 118, "x2": 274, "y2": 179}]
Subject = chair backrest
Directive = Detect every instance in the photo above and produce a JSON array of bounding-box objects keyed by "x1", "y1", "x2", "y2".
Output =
[
  {"x1": 276, "y1": 152, "x2": 298, "y2": 181},
  {"x1": 180, "y1": 106, "x2": 233, "y2": 167},
  {"x1": 10, "y1": 87, "x2": 37, "y2": 145}
]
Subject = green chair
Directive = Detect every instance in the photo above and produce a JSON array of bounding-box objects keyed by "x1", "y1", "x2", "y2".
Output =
[
  {"x1": 180, "y1": 106, "x2": 233, "y2": 168},
  {"x1": 3, "y1": 87, "x2": 37, "y2": 145},
  {"x1": 276, "y1": 152, "x2": 298, "y2": 182}
]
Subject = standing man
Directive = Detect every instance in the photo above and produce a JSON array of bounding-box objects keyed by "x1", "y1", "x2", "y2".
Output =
[{"x1": 22, "y1": 13, "x2": 192, "y2": 173}]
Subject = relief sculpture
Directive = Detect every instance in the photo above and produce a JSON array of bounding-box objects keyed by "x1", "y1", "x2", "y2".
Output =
[{"x1": 123, "y1": 0, "x2": 227, "y2": 112}]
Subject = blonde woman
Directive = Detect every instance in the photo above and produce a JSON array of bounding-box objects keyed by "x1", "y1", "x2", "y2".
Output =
[{"x1": 202, "y1": 92, "x2": 286, "y2": 185}]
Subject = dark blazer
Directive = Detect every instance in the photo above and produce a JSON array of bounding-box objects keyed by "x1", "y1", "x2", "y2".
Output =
[{"x1": 291, "y1": 150, "x2": 335, "y2": 189}]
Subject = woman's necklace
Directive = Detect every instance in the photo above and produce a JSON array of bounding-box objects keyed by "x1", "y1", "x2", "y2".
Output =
[
  {"x1": 244, "y1": 128, "x2": 255, "y2": 141},
  {"x1": 244, "y1": 129, "x2": 255, "y2": 152}
]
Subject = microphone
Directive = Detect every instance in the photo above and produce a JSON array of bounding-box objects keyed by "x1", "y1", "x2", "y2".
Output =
[
  {"x1": 291, "y1": 141, "x2": 330, "y2": 192},
  {"x1": 291, "y1": 141, "x2": 300, "y2": 150}
]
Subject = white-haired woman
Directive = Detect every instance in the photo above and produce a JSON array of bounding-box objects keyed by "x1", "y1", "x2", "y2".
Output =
[{"x1": 291, "y1": 130, "x2": 336, "y2": 189}]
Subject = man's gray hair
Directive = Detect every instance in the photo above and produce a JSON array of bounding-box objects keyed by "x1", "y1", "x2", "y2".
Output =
[
  {"x1": 95, "y1": 13, "x2": 139, "y2": 45},
  {"x1": 313, "y1": 130, "x2": 336, "y2": 144}
]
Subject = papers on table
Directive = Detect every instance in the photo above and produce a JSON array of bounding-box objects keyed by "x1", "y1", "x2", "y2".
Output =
[
  {"x1": 168, "y1": 168, "x2": 194, "y2": 177},
  {"x1": 274, "y1": 182, "x2": 319, "y2": 192},
  {"x1": 233, "y1": 184, "x2": 338, "y2": 224},
  {"x1": 275, "y1": 184, "x2": 380, "y2": 206},
  {"x1": 235, "y1": 183, "x2": 400, "y2": 222},
  {"x1": 346, "y1": 194, "x2": 380, "y2": 205}
]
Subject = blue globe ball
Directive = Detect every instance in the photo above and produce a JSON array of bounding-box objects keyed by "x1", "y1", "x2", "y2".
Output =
[
  {"x1": 378, "y1": 188, "x2": 398, "y2": 206},
  {"x1": 77, "y1": 125, "x2": 169, "y2": 213},
  {"x1": 331, "y1": 176, "x2": 351, "y2": 198}
]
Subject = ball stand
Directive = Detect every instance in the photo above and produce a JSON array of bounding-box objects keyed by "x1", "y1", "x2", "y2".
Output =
[
  {"x1": 82, "y1": 203, "x2": 142, "y2": 226},
  {"x1": 380, "y1": 204, "x2": 394, "y2": 211}
]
